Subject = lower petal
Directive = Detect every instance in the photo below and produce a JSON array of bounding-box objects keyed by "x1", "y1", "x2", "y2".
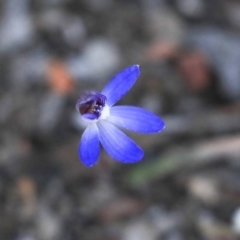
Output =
[
  {"x1": 79, "y1": 124, "x2": 100, "y2": 167},
  {"x1": 108, "y1": 106, "x2": 165, "y2": 133},
  {"x1": 97, "y1": 121, "x2": 143, "y2": 163}
]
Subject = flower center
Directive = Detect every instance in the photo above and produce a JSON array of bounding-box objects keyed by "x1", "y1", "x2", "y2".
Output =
[{"x1": 76, "y1": 91, "x2": 109, "y2": 121}]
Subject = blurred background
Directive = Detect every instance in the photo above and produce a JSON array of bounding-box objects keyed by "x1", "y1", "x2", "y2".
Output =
[{"x1": 1, "y1": 0, "x2": 240, "y2": 239}]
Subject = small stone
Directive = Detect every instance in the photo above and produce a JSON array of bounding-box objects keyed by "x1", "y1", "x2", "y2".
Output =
[
  {"x1": 176, "y1": 0, "x2": 205, "y2": 18},
  {"x1": 0, "y1": 0, "x2": 35, "y2": 53},
  {"x1": 37, "y1": 92, "x2": 65, "y2": 133},
  {"x1": 66, "y1": 38, "x2": 121, "y2": 82},
  {"x1": 36, "y1": 202, "x2": 62, "y2": 240},
  {"x1": 122, "y1": 219, "x2": 158, "y2": 240},
  {"x1": 145, "y1": 7, "x2": 186, "y2": 44},
  {"x1": 186, "y1": 28, "x2": 240, "y2": 100},
  {"x1": 17, "y1": 177, "x2": 36, "y2": 222},
  {"x1": 232, "y1": 208, "x2": 240, "y2": 235},
  {"x1": 187, "y1": 175, "x2": 220, "y2": 205},
  {"x1": 99, "y1": 196, "x2": 145, "y2": 222},
  {"x1": 226, "y1": 2, "x2": 240, "y2": 30}
]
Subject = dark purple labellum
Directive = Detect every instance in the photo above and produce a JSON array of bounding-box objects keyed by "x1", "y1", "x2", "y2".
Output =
[{"x1": 76, "y1": 91, "x2": 107, "y2": 120}]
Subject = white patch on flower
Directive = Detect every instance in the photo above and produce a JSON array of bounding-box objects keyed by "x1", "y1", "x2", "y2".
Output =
[
  {"x1": 80, "y1": 104, "x2": 110, "y2": 123},
  {"x1": 80, "y1": 117, "x2": 96, "y2": 123},
  {"x1": 99, "y1": 104, "x2": 110, "y2": 120}
]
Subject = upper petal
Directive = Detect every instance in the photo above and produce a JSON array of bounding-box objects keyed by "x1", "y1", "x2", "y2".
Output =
[
  {"x1": 108, "y1": 106, "x2": 165, "y2": 133},
  {"x1": 101, "y1": 65, "x2": 140, "y2": 106},
  {"x1": 97, "y1": 121, "x2": 143, "y2": 163},
  {"x1": 79, "y1": 123, "x2": 100, "y2": 167}
]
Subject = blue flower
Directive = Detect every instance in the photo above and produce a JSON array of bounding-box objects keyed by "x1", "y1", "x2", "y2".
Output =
[{"x1": 76, "y1": 65, "x2": 165, "y2": 167}]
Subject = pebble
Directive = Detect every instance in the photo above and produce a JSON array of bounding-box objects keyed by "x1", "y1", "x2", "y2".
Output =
[
  {"x1": 187, "y1": 175, "x2": 220, "y2": 205},
  {"x1": 175, "y1": 0, "x2": 205, "y2": 18},
  {"x1": 66, "y1": 38, "x2": 121, "y2": 81},
  {"x1": 232, "y1": 208, "x2": 240, "y2": 235},
  {"x1": 122, "y1": 219, "x2": 159, "y2": 240},
  {"x1": 0, "y1": 0, "x2": 35, "y2": 54},
  {"x1": 99, "y1": 196, "x2": 145, "y2": 222},
  {"x1": 226, "y1": 1, "x2": 240, "y2": 30},
  {"x1": 36, "y1": 202, "x2": 63, "y2": 240},
  {"x1": 38, "y1": 92, "x2": 65, "y2": 134},
  {"x1": 144, "y1": 7, "x2": 186, "y2": 44},
  {"x1": 186, "y1": 27, "x2": 240, "y2": 100}
]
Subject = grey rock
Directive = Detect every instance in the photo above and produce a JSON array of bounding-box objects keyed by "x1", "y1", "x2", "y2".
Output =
[
  {"x1": 187, "y1": 28, "x2": 240, "y2": 100},
  {"x1": 66, "y1": 38, "x2": 121, "y2": 81},
  {"x1": 0, "y1": 0, "x2": 35, "y2": 54}
]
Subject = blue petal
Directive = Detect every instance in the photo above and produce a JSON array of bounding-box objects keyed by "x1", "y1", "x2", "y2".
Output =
[
  {"x1": 79, "y1": 124, "x2": 100, "y2": 167},
  {"x1": 108, "y1": 106, "x2": 165, "y2": 133},
  {"x1": 101, "y1": 65, "x2": 140, "y2": 106},
  {"x1": 97, "y1": 121, "x2": 143, "y2": 163}
]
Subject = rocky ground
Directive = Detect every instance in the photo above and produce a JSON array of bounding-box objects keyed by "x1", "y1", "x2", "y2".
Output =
[{"x1": 1, "y1": 0, "x2": 240, "y2": 239}]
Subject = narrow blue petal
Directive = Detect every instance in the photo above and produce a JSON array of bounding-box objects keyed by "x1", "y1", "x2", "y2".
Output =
[
  {"x1": 97, "y1": 121, "x2": 143, "y2": 163},
  {"x1": 108, "y1": 106, "x2": 165, "y2": 133},
  {"x1": 101, "y1": 65, "x2": 140, "y2": 106},
  {"x1": 79, "y1": 124, "x2": 100, "y2": 167}
]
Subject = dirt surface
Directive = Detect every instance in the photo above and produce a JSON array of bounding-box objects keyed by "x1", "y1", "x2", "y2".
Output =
[{"x1": 1, "y1": 0, "x2": 240, "y2": 239}]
